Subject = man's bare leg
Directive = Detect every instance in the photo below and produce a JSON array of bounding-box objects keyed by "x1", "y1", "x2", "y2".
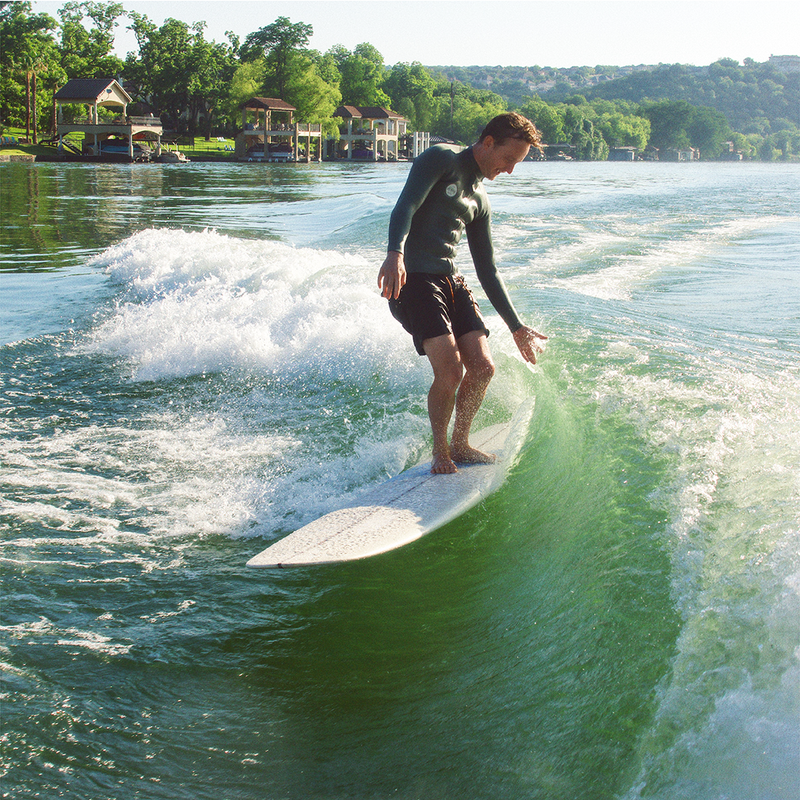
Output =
[
  {"x1": 451, "y1": 330, "x2": 496, "y2": 464},
  {"x1": 422, "y1": 334, "x2": 463, "y2": 474},
  {"x1": 422, "y1": 331, "x2": 496, "y2": 473}
]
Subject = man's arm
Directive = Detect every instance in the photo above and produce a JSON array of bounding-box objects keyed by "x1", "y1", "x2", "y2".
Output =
[{"x1": 466, "y1": 216, "x2": 547, "y2": 363}]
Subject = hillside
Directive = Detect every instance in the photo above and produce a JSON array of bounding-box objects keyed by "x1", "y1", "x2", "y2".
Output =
[{"x1": 427, "y1": 58, "x2": 800, "y2": 136}]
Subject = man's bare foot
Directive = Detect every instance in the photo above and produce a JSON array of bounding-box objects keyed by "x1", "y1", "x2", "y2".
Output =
[
  {"x1": 450, "y1": 446, "x2": 496, "y2": 465},
  {"x1": 431, "y1": 450, "x2": 458, "y2": 474}
]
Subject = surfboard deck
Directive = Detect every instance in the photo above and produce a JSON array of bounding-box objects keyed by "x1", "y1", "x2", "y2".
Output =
[{"x1": 246, "y1": 399, "x2": 534, "y2": 568}]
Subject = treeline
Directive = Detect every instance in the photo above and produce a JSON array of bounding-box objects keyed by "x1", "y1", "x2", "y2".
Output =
[
  {"x1": 2, "y1": 1, "x2": 797, "y2": 160},
  {"x1": 435, "y1": 60, "x2": 800, "y2": 160}
]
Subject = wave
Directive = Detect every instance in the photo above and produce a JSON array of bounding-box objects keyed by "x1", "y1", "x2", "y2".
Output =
[
  {"x1": 587, "y1": 333, "x2": 800, "y2": 798},
  {"x1": 6, "y1": 227, "x2": 523, "y2": 543},
  {"x1": 85, "y1": 227, "x2": 399, "y2": 383}
]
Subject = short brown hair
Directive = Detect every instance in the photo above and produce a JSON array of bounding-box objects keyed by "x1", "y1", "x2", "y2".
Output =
[{"x1": 478, "y1": 112, "x2": 542, "y2": 149}]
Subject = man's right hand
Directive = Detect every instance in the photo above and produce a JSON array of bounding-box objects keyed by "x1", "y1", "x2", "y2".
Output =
[{"x1": 377, "y1": 251, "x2": 406, "y2": 299}]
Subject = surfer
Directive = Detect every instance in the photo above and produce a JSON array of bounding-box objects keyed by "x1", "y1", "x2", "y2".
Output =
[{"x1": 378, "y1": 112, "x2": 547, "y2": 474}]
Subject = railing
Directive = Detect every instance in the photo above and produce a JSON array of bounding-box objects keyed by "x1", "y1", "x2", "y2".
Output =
[
  {"x1": 128, "y1": 115, "x2": 161, "y2": 126},
  {"x1": 244, "y1": 123, "x2": 322, "y2": 134},
  {"x1": 61, "y1": 116, "x2": 162, "y2": 127}
]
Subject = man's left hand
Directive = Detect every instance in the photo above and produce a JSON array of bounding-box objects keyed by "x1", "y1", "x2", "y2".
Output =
[{"x1": 513, "y1": 325, "x2": 548, "y2": 364}]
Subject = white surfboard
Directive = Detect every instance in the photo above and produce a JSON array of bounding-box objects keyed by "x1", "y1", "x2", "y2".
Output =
[{"x1": 247, "y1": 399, "x2": 534, "y2": 568}]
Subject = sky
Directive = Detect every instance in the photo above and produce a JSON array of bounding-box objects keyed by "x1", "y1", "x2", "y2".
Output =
[{"x1": 32, "y1": 0, "x2": 800, "y2": 69}]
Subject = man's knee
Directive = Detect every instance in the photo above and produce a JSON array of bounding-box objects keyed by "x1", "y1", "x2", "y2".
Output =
[
  {"x1": 472, "y1": 355, "x2": 495, "y2": 383},
  {"x1": 464, "y1": 353, "x2": 494, "y2": 387},
  {"x1": 423, "y1": 335, "x2": 464, "y2": 393},
  {"x1": 435, "y1": 359, "x2": 464, "y2": 394},
  {"x1": 459, "y1": 334, "x2": 495, "y2": 384}
]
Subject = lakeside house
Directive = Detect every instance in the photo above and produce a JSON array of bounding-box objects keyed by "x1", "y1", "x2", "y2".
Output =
[
  {"x1": 661, "y1": 146, "x2": 700, "y2": 162},
  {"x1": 236, "y1": 98, "x2": 322, "y2": 162},
  {"x1": 54, "y1": 78, "x2": 163, "y2": 161},
  {"x1": 328, "y1": 106, "x2": 408, "y2": 161},
  {"x1": 608, "y1": 146, "x2": 637, "y2": 161}
]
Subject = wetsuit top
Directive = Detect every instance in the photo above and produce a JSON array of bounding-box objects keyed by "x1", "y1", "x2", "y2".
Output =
[{"x1": 387, "y1": 144, "x2": 523, "y2": 332}]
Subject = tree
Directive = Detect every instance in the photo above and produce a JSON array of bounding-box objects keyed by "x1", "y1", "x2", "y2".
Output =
[
  {"x1": 595, "y1": 110, "x2": 650, "y2": 150},
  {"x1": 284, "y1": 52, "x2": 341, "y2": 131},
  {"x1": 687, "y1": 105, "x2": 732, "y2": 158},
  {"x1": 242, "y1": 16, "x2": 312, "y2": 99},
  {"x1": 330, "y1": 43, "x2": 390, "y2": 107},
  {"x1": 384, "y1": 62, "x2": 438, "y2": 131},
  {"x1": 58, "y1": 1, "x2": 124, "y2": 79},
  {"x1": 639, "y1": 99, "x2": 694, "y2": 150},
  {"x1": 0, "y1": 1, "x2": 62, "y2": 140},
  {"x1": 185, "y1": 28, "x2": 239, "y2": 139},
  {"x1": 519, "y1": 96, "x2": 564, "y2": 143},
  {"x1": 125, "y1": 14, "x2": 194, "y2": 128},
  {"x1": 224, "y1": 58, "x2": 266, "y2": 123},
  {"x1": 639, "y1": 99, "x2": 732, "y2": 156},
  {"x1": 431, "y1": 82, "x2": 506, "y2": 143},
  {"x1": 125, "y1": 13, "x2": 236, "y2": 138}
]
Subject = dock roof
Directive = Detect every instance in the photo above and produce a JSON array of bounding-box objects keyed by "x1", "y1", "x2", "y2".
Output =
[
  {"x1": 241, "y1": 97, "x2": 296, "y2": 111},
  {"x1": 55, "y1": 78, "x2": 132, "y2": 104},
  {"x1": 334, "y1": 105, "x2": 404, "y2": 120}
]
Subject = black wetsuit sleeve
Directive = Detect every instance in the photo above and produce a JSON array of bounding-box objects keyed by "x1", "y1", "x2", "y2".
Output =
[
  {"x1": 386, "y1": 147, "x2": 450, "y2": 254},
  {"x1": 466, "y1": 215, "x2": 524, "y2": 333}
]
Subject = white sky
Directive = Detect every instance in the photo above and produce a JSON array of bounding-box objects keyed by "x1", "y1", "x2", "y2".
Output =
[{"x1": 33, "y1": 0, "x2": 800, "y2": 69}]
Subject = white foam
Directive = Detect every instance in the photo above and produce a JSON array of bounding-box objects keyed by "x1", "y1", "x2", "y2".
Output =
[
  {"x1": 87, "y1": 228, "x2": 406, "y2": 383},
  {"x1": 1, "y1": 228, "x2": 531, "y2": 551}
]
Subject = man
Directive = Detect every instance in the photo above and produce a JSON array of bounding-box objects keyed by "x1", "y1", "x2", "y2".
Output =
[{"x1": 377, "y1": 112, "x2": 547, "y2": 475}]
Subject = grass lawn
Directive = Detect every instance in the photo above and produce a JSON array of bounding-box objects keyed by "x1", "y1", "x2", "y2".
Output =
[{"x1": 1, "y1": 126, "x2": 238, "y2": 161}]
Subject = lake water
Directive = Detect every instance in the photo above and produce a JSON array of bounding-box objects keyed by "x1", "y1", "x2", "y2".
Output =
[{"x1": 1, "y1": 159, "x2": 799, "y2": 799}]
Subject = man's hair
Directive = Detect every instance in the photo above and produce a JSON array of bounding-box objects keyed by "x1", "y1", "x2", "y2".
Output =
[{"x1": 478, "y1": 112, "x2": 542, "y2": 149}]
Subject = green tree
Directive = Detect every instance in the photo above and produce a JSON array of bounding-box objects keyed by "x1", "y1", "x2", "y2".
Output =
[
  {"x1": 595, "y1": 110, "x2": 650, "y2": 149},
  {"x1": 771, "y1": 128, "x2": 800, "y2": 160},
  {"x1": 519, "y1": 96, "x2": 564, "y2": 143},
  {"x1": 125, "y1": 13, "x2": 236, "y2": 138},
  {"x1": 432, "y1": 82, "x2": 505, "y2": 143},
  {"x1": 58, "y1": 1, "x2": 124, "y2": 79},
  {"x1": 639, "y1": 99, "x2": 694, "y2": 150},
  {"x1": 330, "y1": 42, "x2": 390, "y2": 107},
  {"x1": 284, "y1": 51, "x2": 341, "y2": 131},
  {"x1": 224, "y1": 58, "x2": 266, "y2": 122},
  {"x1": 384, "y1": 62, "x2": 438, "y2": 131},
  {"x1": 0, "y1": 1, "x2": 62, "y2": 140},
  {"x1": 186, "y1": 26, "x2": 239, "y2": 138},
  {"x1": 758, "y1": 137, "x2": 779, "y2": 161},
  {"x1": 242, "y1": 16, "x2": 312, "y2": 99},
  {"x1": 125, "y1": 14, "x2": 193, "y2": 127},
  {"x1": 687, "y1": 105, "x2": 732, "y2": 158}
]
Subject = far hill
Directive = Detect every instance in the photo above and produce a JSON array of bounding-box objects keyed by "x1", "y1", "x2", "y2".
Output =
[{"x1": 427, "y1": 58, "x2": 800, "y2": 136}]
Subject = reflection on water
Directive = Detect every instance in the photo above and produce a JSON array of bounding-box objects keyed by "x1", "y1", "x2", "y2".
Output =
[{"x1": 0, "y1": 162, "x2": 340, "y2": 272}]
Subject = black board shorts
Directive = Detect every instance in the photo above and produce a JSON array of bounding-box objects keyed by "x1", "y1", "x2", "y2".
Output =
[{"x1": 388, "y1": 272, "x2": 490, "y2": 356}]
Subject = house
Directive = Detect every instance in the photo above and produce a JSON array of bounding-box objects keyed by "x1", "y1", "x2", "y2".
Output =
[
  {"x1": 608, "y1": 146, "x2": 638, "y2": 161},
  {"x1": 235, "y1": 98, "x2": 322, "y2": 162},
  {"x1": 54, "y1": 78, "x2": 162, "y2": 161},
  {"x1": 768, "y1": 54, "x2": 800, "y2": 73},
  {"x1": 542, "y1": 143, "x2": 576, "y2": 161},
  {"x1": 328, "y1": 106, "x2": 407, "y2": 161},
  {"x1": 661, "y1": 147, "x2": 700, "y2": 162}
]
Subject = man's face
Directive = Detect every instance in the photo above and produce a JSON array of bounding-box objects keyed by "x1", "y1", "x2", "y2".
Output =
[{"x1": 478, "y1": 136, "x2": 531, "y2": 180}]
